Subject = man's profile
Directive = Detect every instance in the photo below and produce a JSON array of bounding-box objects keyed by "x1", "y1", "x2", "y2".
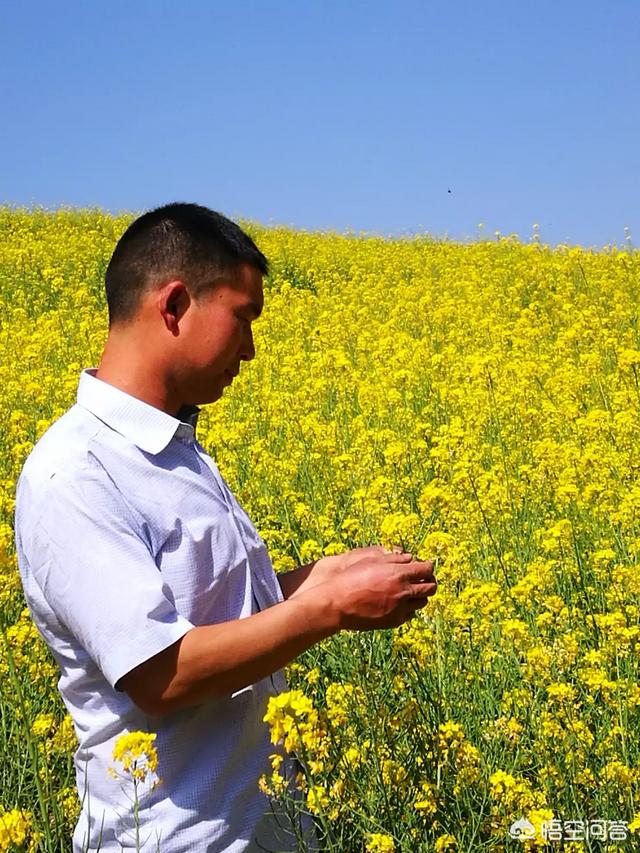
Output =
[{"x1": 14, "y1": 203, "x2": 436, "y2": 852}]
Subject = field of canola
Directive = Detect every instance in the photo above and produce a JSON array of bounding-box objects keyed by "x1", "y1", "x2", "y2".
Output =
[{"x1": 1, "y1": 209, "x2": 640, "y2": 852}]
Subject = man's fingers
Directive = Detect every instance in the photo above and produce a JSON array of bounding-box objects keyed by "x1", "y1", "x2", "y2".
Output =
[
  {"x1": 399, "y1": 559, "x2": 435, "y2": 580},
  {"x1": 382, "y1": 544, "x2": 406, "y2": 555},
  {"x1": 397, "y1": 588, "x2": 436, "y2": 625},
  {"x1": 382, "y1": 551, "x2": 413, "y2": 564},
  {"x1": 408, "y1": 581, "x2": 438, "y2": 598}
]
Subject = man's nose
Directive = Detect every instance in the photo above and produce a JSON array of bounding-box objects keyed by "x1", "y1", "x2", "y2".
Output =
[{"x1": 240, "y1": 326, "x2": 255, "y2": 361}]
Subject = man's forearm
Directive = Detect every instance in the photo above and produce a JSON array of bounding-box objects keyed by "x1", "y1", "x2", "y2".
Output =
[
  {"x1": 130, "y1": 586, "x2": 339, "y2": 716},
  {"x1": 277, "y1": 561, "x2": 318, "y2": 599},
  {"x1": 277, "y1": 554, "x2": 347, "y2": 599}
]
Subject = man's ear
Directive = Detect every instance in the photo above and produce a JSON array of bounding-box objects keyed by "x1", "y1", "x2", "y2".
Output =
[{"x1": 158, "y1": 281, "x2": 190, "y2": 334}]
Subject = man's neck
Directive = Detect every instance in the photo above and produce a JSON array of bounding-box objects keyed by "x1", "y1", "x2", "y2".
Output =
[{"x1": 96, "y1": 335, "x2": 181, "y2": 417}]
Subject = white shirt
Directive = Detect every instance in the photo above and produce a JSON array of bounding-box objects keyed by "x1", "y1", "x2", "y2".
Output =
[{"x1": 14, "y1": 369, "x2": 300, "y2": 853}]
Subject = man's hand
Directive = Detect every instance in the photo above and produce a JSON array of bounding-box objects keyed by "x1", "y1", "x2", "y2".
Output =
[
  {"x1": 278, "y1": 545, "x2": 403, "y2": 599},
  {"x1": 315, "y1": 545, "x2": 392, "y2": 578},
  {"x1": 320, "y1": 550, "x2": 437, "y2": 630},
  {"x1": 279, "y1": 545, "x2": 387, "y2": 598},
  {"x1": 278, "y1": 546, "x2": 437, "y2": 627}
]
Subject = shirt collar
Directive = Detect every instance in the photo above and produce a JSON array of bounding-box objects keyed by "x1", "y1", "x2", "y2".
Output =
[{"x1": 77, "y1": 368, "x2": 200, "y2": 455}]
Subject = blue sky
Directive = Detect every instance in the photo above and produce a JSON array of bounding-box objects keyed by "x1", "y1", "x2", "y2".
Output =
[{"x1": 1, "y1": 0, "x2": 638, "y2": 246}]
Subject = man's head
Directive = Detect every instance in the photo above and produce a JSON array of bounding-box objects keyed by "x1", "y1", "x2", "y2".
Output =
[
  {"x1": 105, "y1": 202, "x2": 268, "y2": 326},
  {"x1": 100, "y1": 203, "x2": 268, "y2": 410}
]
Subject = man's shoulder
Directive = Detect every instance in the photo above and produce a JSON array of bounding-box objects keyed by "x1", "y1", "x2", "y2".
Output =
[{"x1": 17, "y1": 404, "x2": 102, "y2": 501}]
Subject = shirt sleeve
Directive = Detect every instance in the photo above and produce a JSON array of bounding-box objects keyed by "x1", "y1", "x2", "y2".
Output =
[{"x1": 21, "y1": 458, "x2": 195, "y2": 691}]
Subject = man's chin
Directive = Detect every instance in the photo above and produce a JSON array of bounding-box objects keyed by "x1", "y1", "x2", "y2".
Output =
[
  {"x1": 184, "y1": 387, "x2": 223, "y2": 408},
  {"x1": 207, "y1": 384, "x2": 227, "y2": 404}
]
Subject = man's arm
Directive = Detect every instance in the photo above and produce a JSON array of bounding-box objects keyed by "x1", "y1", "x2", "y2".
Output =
[
  {"x1": 117, "y1": 551, "x2": 436, "y2": 717},
  {"x1": 276, "y1": 561, "x2": 317, "y2": 600}
]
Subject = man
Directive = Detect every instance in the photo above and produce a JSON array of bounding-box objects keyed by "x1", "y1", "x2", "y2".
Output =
[{"x1": 14, "y1": 203, "x2": 437, "y2": 852}]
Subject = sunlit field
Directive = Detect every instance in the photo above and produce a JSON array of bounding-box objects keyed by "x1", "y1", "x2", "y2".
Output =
[{"x1": 2, "y1": 209, "x2": 640, "y2": 852}]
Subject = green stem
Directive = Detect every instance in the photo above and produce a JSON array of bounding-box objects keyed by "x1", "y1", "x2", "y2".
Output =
[{"x1": 0, "y1": 628, "x2": 55, "y2": 852}]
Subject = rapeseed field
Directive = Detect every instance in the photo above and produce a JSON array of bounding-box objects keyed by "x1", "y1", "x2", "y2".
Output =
[{"x1": 1, "y1": 208, "x2": 640, "y2": 852}]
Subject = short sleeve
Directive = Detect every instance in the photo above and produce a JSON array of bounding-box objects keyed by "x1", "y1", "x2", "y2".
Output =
[{"x1": 19, "y1": 460, "x2": 195, "y2": 690}]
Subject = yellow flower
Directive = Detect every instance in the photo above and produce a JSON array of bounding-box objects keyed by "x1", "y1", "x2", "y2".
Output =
[
  {"x1": 602, "y1": 759, "x2": 636, "y2": 788},
  {"x1": 342, "y1": 745, "x2": 362, "y2": 768},
  {"x1": 56, "y1": 785, "x2": 80, "y2": 824},
  {"x1": 325, "y1": 682, "x2": 363, "y2": 728},
  {"x1": 306, "y1": 784, "x2": 330, "y2": 814},
  {"x1": 413, "y1": 781, "x2": 437, "y2": 816},
  {"x1": 629, "y1": 813, "x2": 640, "y2": 833},
  {"x1": 110, "y1": 730, "x2": 159, "y2": 785},
  {"x1": 381, "y1": 758, "x2": 408, "y2": 787},
  {"x1": 305, "y1": 666, "x2": 320, "y2": 685},
  {"x1": 51, "y1": 714, "x2": 78, "y2": 753},
  {"x1": 30, "y1": 712, "x2": 55, "y2": 738},
  {"x1": 0, "y1": 808, "x2": 32, "y2": 851},
  {"x1": 365, "y1": 832, "x2": 395, "y2": 852},
  {"x1": 546, "y1": 682, "x2": 577, "y2": 705},
  {"x1": 489, "y1": 770, "x2": 542, "y2": 811},
  {"x1": 263, "y1": 690, "x2": 327, "y2": 756},
  {"x1": 438, "y1": 720, "x2": 466, "y2": 757}
]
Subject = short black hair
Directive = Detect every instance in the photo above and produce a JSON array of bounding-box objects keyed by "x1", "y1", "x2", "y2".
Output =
[{"x1": 104, "y1": 202, "x2": 269, "y2": 325}]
